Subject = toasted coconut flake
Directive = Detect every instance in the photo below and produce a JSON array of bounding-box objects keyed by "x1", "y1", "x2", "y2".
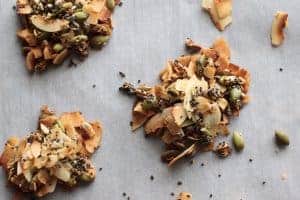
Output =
[
  {"x1": 30, "y1": 141, "x2": 41, "y2": 158},
  {"x1": 271, "y1": 11, "x2": 288, "y2": 47},
  {"x1": 168, "y1": 144, "x2": 196, "y2": 167},
  {"x1": 177, "y1": 192, "x2": 192, "y2": 200},
  {"x1": 16, "y1": 0, "x2": 32, "y2": 14},
  {"x1": 202, "y1": 0, "x2": 232, "y2": 31},
  {"x1": 17, "y1": 29, "x2": 36, "y2": 46}
]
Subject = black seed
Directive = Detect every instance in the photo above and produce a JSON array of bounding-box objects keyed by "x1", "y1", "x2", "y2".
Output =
[
  {"x1": 99, "y1": 168, "x2": 102, "y2": 171},
  {"x1": 177, "y1": 181, "x2": 182, "y2": 186},
  {"x1": 150, "y1": 175, "x2": 154, "y2": 181},
  {"x1": 119, "y1": 71, "x2": 126, "y2": 78},
  {"x1": 249, "y1": 158, "x2": 253, "y2": 162},
  {"x1": 137, "y1": 80, "x2": 141, "y2": 83},
  {"x1": 218, "y1": 174, "x2": 221, "y2": 178},
  {"x1": 92, "y1": 84, "x2": 96, "y2": 88},
  {"x1": 262, "y1": 181, "x2": 266, "y2": 185},
  {"x1": 119, "y1": 1, "x2": 123, "y2": 6},
  {"x1": 170, "y1": 192, "x2": 175, "y2": 196},
  {"x1": 122, "y1": 192, "x2": 126, "y2": 196},
  {"x1": 209, "y1": 194, "x2": 213, "y2": 198},
  {"x1": 201, "y1": 163, "x2": 205, "y2": 166},
  {"x1": 279, "y1": 68, "x2": 283, "y2": 72}
]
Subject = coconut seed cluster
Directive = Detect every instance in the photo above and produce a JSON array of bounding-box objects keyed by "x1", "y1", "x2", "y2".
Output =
[
  {"x1": 0, "y1": 106, "x2": 102, "y2": 197},
  {"x1": 16, "y1": 0, "x2": 119, "y2": 72},
  {"x1": 120, "y1": 38, "x2": 250, "y2": 166}
]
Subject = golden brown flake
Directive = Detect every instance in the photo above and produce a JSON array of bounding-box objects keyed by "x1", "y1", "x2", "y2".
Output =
[
  {"x1": 202, "y1": 0, "x2": 232, "y2": 31},
  {"x1": 0, "y1": 106, "x2": 102, "y2": 197},
  {"x1": 177, "y1": 192, "x2": 192, "y2": 200},
  {"x1": 271, "y1": 11, "x2": 288, "y2": 47}
]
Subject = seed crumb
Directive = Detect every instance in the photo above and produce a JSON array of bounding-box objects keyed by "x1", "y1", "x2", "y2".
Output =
[
  {"x1": 119, "y1": 71, "x2": 126, "y2": 78},
  {"x1": 150, "y1": 175, "x2": 154, "y2": 181}
]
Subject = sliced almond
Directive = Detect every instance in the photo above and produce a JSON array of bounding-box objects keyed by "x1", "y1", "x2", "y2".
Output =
[
  {"x1": 271, "y1": 11, "x2": 288, "y2": 47},
  {"x1": 31, "y1": 141, "x2": 41, "y2": 158}
]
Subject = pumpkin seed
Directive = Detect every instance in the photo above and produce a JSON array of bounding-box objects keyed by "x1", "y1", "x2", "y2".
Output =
[
  {"x1": 90, "y1": 35, "x2": 110, "y2": 47},
  {"x1": 232, "y1": 131, "x2": 245, "y2": 151},
  {"x1": 53, "y1": 43, "x2": 63, "y2": 52},
  {"x1": 106, "y1": 0, "x2": 115, "y2": 10},
  {"x1": 229, "y1": 87, "x2": 242, "y2": 102},
  {"x1": 74, "y1": 11, "x2": 88, "y2": 21},
  {"x1": 275, "y1": 130, "x2": 290, "y2": 145}
]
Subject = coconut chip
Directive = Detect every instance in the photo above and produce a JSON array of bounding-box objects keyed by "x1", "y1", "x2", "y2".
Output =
[
  {"x1": 177, "y1": 192, "x2": 192, "y2": 200},
  {"x1": 0, "y1": 106, "x2": 102, "y2": 197},
  {"x1": 15, "y1": 0, "x2": 120, "y2": 72},
  {"x1": 120, "y1": 38, "x2": 250, "y2": 166},
  {"x1": 271, "y1": 11, "x2": 288, "y2": 47},
  {"x1": 202, "y1": 0, "x2": 232, "y2": 31}
]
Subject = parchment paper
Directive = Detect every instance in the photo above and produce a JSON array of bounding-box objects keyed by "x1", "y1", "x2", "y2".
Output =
[{"x1": 0, "y1": 0, "x2": 300, "y2": 199}]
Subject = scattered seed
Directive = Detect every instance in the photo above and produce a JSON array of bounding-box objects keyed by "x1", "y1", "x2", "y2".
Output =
[
  {"x1": 92, "y1": 84, "x2": 96, "y2": 88},
  {"x1": 275, "y1": 130, "x2": 290, "y2": 146},
  {"x1": 232, "y1": 131, "x2": 245, "y2": 151},
  {"x1": 177, "y1": 181, "x2": 182, "y2": 186},
  {"x1": 98, "y1": 167, "x2": 102, "y2": 171},
  {"x1": 122, "y1": 192, "x2": 126, "y2": 196},
  {"x1": 119, "y1": 1, "x2": 123, "y2": 6},
  {"x1": 119, "y1": 71, "x2": 126, "y2": 78},
  {"x1": 218, "y1": 174, "x2": 221, "y2": 178},
  {"x1": 170, "y1": 192, "x2": 175, "y2": 196},
  {"x1": 209, "y1": 194, "x2": 213, "y2": 198},
  {"x1": 249, "y1": 158, "x2": 253, "y2": 162},
  {"x1": 262, "y1": 181, "x2": 266, "y2": 185},
  {"x1": 189, "y1": 159, "x2": 194, "y2": 165},
  {"x1": 12, "y1": 5, "x2": 16, "y2": 10},
  {"x1": 137, "y1": 80, "x2": 141, "y2": 84},
  {"x1": 150, "y1": 175, "x2": 154, "y2": 181},
  {"x1": 201, "y1": 163, "x2": 205, "y2": 166},
  {"x1": 279, "y1": 68, "x2": 283, "y2": 72}
]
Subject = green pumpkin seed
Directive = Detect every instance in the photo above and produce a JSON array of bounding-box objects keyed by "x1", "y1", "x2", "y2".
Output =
[
  {"x1": 74, "y1": 11, "x2": 88, "y2": 21},
  {"x1": 53, "y1": 43, "x2": 64, "y2": 53},
  {"x1": 62, "y1": 2, "x2": 73, "y2": 9},
  {"x1": 229, "y1": 87, "x2": 242, "y2": 102},
  {"x1": 232, "y1": 131, "x2": 245, "y2": 151},
  {"x1": 106, "y1": 0, "x2": 115, "y2": 10},
  {"x1": 275, "y1": 130, "x2": 290, "y2": 145},
  {"x1": 90, "y1": 35, "x2": 110, "y2": 47},
  {"x1": 71, "y1": 35, "x2": 88, "y2": 43}
]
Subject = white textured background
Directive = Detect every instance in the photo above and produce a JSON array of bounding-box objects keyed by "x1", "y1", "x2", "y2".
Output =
[{"x1": 0, "y1": 0, "x2": 300, "y2": 199}]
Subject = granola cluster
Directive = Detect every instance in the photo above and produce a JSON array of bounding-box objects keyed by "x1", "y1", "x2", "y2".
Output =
[
  {"x1": 16, "y1": 0, "x2": 119, "y2": 72},
  {"x1": 0, "y1": 106, "x2": 102, "y2": 197},
  {"x1": 120, "y1": 38, "x2": 250, "y2": 166}
]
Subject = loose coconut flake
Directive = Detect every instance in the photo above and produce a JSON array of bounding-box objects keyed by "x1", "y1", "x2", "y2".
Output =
[{"x1": 271, "y1": 11, "x2": 288, "y2": 47}]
